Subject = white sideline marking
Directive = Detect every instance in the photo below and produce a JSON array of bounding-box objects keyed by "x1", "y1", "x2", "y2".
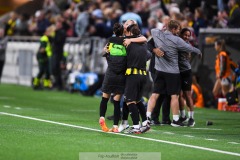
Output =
[
  {"x1": 192, "y1": 128, "x2": 222, "y2": 131},
  {"x1": 0, "y1": 97, "x2": 14, "y2": 100},
  {"x1": 205, "y1": 139, "x2": 218, "y2": 141},
  {"x1": 163, "y1": 132, "x2": 174, "y2": 135},
  {"x1": 184, "y1": 135, "x2": 195, "y2": 138},
  {"x1": 3, "y1": 105, "x2": 11, "y2": 108},
  {"x1": 14, "y1": 107, "x2": 21, "y2": 110},
  {"x1": 1, "y1": 112, "x2": 240, "y2": 157},
  {"x1": 70, "y1": 109, "x2": 96, "y2": 112},
  {"x1": 228, "y1": 142, "x2": 240, "y2": 145},
  {"x1": 47, "y1": 97, "x2": 70, "y2": 100}
]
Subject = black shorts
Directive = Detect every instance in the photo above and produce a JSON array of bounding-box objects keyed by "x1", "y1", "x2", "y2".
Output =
[
  {"x1": 153, "y1": 71, "x2": 181, "y2": 95},
  {"x1": 180, "y1": 70, "x2": 192, "y2": 91},
  {"x1": 101, "y1": 69, "x2": 126, "y2": 94},
  {"x1": 124, "y1": 74, "x2": 147, "y2": 103}
]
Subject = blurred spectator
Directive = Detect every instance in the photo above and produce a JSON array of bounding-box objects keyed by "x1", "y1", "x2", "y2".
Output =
[
  {"x1": 2, "y1": 0, "x2": 239, "y2": 38},
  {"x1": 15, "y1": 14, "x2": 30, "y2": 36},
  {"x1": 116, "y1": 0, "x2": 131, "y2": 12},
  {"x1": 183, "y1": 9, "x2": 195, "y2": 28},
  {"x1": 137, "y1": 0, "x2": 150, "y2": 35},
  {"x1": 28, "y1": 15, "x2": 38, "y2": 36},
  {"x1": 0, "y1": 28, "x2": 6, "y2": 83},
  {"x1": 193, "y1": 7, "x2": 207, "y2": 37},
  {"x1": 213, "y1": 11, "x2": 228, "y2": 28},
  {"x1": 88, "y1": 9, "x2": 112, "y2": 38},
  {"x1": 119, "y1": 4, "x2": 142, "y2": 28},
  {"x1": 36, "y1": 11, "x2": 51, "y2": 36},
  {"x1": 62, "y1": 10, "x2": 74, "y2": 37},
  {"x1": 43, "y1": 0, "x2": 60, "y2": 15},
  {"x1": 169, "y1": 4, "x2": 180, "y2": 18},
  {"x1": 201, "y1": 0, "x2": 217, "y2": 23},
  {"x1": 218, "y1": 0, "x2": 225, "y2": 11},
  {"x1": 187, "y1": 0, "x2": 202, "y2": 13},
  {"x1": 4, "y1": 12, "x2": 17, "y2": 36},
  {"x1": 151, "y1": 8, "x2": 164, "y2": 23},
  {"x1": 218, "y1": 0, "x2": 230, "y2": 12},
  {"x1": 104, "y1": 8, "x2": 119, "y2": 30},
  {"x1": 227, "y1": 0, "x2": 240, "y2": 28},
  {"x1": 145, "y1": 17, "x2": 158, "y2": 38},
  {"x1": 75, "y1": 4, "x2": 89, "y2": 37},
  {"x1": 157, "y1": 15, "x2": 170, "y2": 30},
  {"x1": 112, "y1": 1, "x2": 123, "y2": 11}
]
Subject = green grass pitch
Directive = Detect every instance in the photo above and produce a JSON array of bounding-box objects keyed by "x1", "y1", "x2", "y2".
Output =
[{"x1": 0, "y1": 84, "x2": 240, "y2": 160}]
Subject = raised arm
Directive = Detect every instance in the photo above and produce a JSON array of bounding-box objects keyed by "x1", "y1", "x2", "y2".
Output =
[
  {"x1": 177, "y1": 37, "x2": 202, "y2": 58},
  {"x1": 123, "y1": 35, "x2": 147, "y2": 47}
]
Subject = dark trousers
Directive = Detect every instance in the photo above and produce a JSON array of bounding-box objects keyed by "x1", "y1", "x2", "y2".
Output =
[
  {"x1": 37, "y1": 60, "x2": 50, "y2": 79},
  {"x1": 0, "y1": 60, "x2": 4, "y2": 83},
  {"x1": 151, "y1": 94, "x2": 171, "y2": 122},
  {"x1": 52, "y1": 60, "x2": 62, "y2": 89}
]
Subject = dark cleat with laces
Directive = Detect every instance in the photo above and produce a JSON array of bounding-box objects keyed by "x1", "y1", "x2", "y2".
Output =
[
  {"x1": 179, "y1": 116, "x2": 189, "y2": 123},
  {"x1": 187, "y1": 118, "x2": 195, "y2": 127},
  {"x1": 171, "y1": 120, "x2": 185, "y2": 127}
]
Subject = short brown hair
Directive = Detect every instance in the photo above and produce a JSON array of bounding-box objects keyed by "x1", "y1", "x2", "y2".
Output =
[
  {"x1": 167, "y1": 20, "x2": 180, "y2": 31},
  {"x1": 127, "y1": 24, "x2": 140, "y2": 36}
]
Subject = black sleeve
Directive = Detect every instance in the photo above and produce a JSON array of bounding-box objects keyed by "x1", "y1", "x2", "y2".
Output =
[
  {"x1": 109, "y1": 37, "x2": 125, "y2": 44},
  {"x1": 147, "y1": 38, "x2": 155, "y2": 52},
  {"x1": 228, "y1": 9, "x2": 240, "y2": 28},
  {"x1": 40, "y1": 41, "x2": 47, "y2": 49},
  {"x1": 160, "y1": 0, "x2": 169, "y2": 16}
]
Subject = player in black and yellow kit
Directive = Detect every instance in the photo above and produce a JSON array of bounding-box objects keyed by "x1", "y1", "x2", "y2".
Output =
[
  {"x1": 122, "y1": 23, "x2": 150, "y2": 134},
  {"x1": 99, "y1": 23, "x2": 147, "y2": 132},
  {"x1": 99, "y1": 23, "x2": 126, "y2": 132}
]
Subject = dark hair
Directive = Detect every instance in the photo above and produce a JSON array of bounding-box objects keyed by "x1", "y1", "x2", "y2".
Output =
[
  {"x1": 167, "y1": 20, "x2": 181, "y2": 31},
  {"x1": 127, "y1": 4, "x2": 133, "y2": 11},
  {"x1": 215, "y1": 39, "x2": 226, "y2": 52},
  {"x1": 126, "y1": 24, "x2": 134, "y2": 32},
  {"x1": 127, "y1": 24, "x2": 140, "y2": 36},
  {"x1": 78, "y1": 4, "x2": 87, "y2": 12},
  {"x1": 113, "y1": 23, "x2": 123, "y2": 36},
  {"x1": 180, "y1": 28, "x2": 191, "y2": 36}
]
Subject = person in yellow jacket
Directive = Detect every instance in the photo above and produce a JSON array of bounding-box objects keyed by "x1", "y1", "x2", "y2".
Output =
[
  {"x1": 33, "y1": 26, "x2": 55, "y2": 89},
  {"x1": 213, "y1": 39, "x2": 234, "y2": 97},
  {"x1": 4, "y1": 12, "x2": 17, "y2": 36}
]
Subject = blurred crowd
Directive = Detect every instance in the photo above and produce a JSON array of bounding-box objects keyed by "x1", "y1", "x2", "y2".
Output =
[{"x1": 1, "y1": 0, "x2": 240, "y2": 40}]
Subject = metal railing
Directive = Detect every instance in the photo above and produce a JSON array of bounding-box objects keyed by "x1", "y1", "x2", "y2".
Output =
[{"x1": 1, "y1": 36, "x2": 107, "y2": 86}]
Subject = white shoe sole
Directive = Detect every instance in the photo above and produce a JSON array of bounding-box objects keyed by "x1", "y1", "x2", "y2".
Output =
[
  {"x1": 171, "y1": 123, "x2": 184, "y2": 127},
  {"x1": 188, "y1": 121, "x2": 195, "y2": 127},
  {"x1": 118, "y1": 124, "x2": 129, "y2": 132}
]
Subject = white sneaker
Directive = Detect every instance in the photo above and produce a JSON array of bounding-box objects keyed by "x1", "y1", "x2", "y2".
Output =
[
  {"x1": 118, "y1": 123, "x2": 129, "y2": 132},
  {"x1": 142, "y1": 120, "x2": 150, "y2": 127}
]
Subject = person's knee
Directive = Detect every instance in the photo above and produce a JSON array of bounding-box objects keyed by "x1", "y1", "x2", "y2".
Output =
[
  {"x1": 150, "y1": 93, "x2": 159, "y2": 101},
  {"x1": 171, "y1": 94, "x2": 179, "y2": 100}
]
